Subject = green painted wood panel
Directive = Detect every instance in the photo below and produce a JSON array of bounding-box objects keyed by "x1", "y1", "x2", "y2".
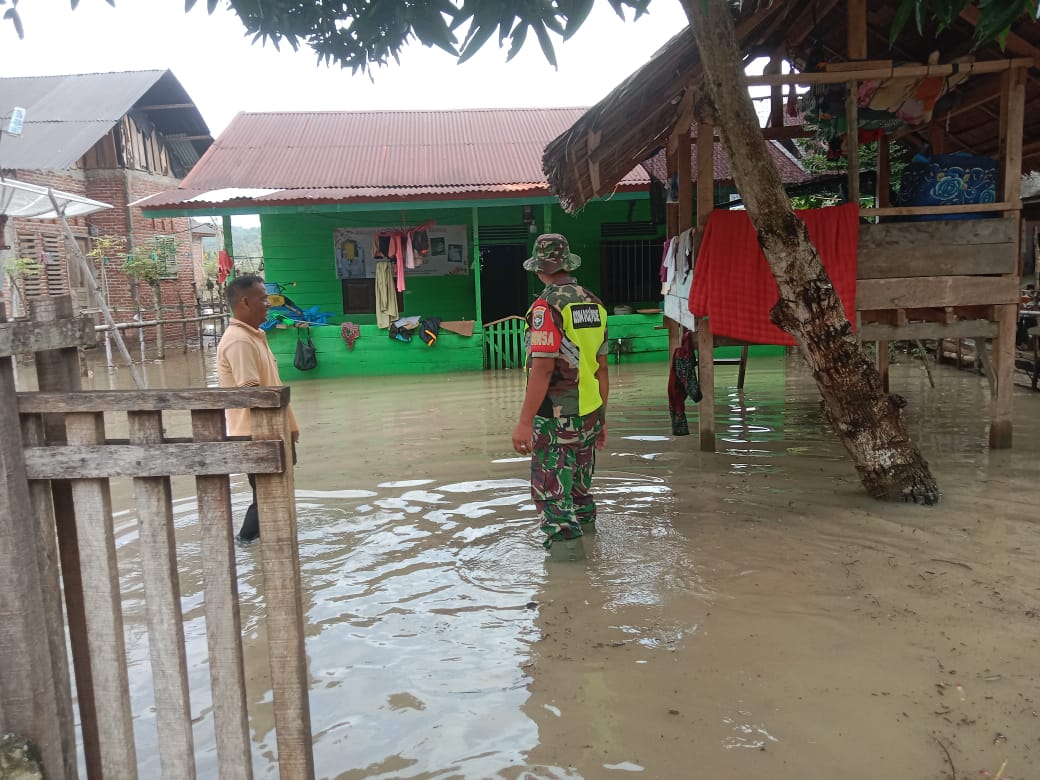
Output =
[{"x1": 268, "y1": 324, "x2": 484, "y2": 380}]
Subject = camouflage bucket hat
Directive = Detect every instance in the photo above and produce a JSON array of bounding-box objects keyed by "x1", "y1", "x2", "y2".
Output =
[{"x1": 523, "y1": 233, "x2": 581, "y2": 273}]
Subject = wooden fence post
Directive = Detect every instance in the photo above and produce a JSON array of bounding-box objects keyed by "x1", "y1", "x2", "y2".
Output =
[
  {"x1": 65, "y1": 410, "x2": 138, "y2": 778},
  {"x1": 251, "y1": 405, "x2": 314, "y2": 780},
  {"x1": 0, "y1": 302, "x2": 74, "y2": 780},
  {"x1": 190, "y1": 409, "x2": 254, "y2": 780},
  {"x1": 128, "y1": 410, "x2": 197, "y2": 779},
  {"x1": 29, "y1": 295, "x2": 102, "y2": 779}
]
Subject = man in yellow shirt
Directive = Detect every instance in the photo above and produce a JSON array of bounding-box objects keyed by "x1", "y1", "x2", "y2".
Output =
[{"x1": 217, "y1": 274, "x2": 300, "y2": 545}]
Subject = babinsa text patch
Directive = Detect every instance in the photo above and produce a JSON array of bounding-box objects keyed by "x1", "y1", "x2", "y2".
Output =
[{"x1": 569, "y1": 304, "x2": 602, "y2": 329}]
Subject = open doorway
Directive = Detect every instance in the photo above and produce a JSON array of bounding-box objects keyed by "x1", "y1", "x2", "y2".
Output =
[{"x1": 479, "y1": 244, "x2": 528, "y2": 324}]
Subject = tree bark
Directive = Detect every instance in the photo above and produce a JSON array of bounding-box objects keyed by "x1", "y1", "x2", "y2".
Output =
[{"x1": 681, "y1": 0, "x2": 939, "y2": 504}]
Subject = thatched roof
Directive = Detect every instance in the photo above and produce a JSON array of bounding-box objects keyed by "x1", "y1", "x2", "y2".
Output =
[{"x1": 544, "y1": 1, "x2": 1040, "y2": 213}]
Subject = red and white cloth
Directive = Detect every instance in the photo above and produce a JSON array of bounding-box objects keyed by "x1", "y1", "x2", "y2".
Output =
[
  {"x1": 688, "y1": 203, "x2": 859, "y2": 346},
  {"x1": 217, "y1": 249, "x2": 234, "y2": 285}
]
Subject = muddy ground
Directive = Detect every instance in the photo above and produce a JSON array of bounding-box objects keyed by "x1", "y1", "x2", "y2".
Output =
[{"x1": 20, "y1": 346, "x2": 1039, "y2": 779}]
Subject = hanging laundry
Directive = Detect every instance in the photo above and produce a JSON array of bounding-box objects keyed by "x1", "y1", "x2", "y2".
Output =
[
  {"x1": 388, "y1": 314, "x2": 422, "y2": 343},
  {"x1": 667, "y1": 330, "x2": 702, "y2": 436},
  {"x1": 439, "y1": 320, "x2": 475, "y2": 337},
  {"x1": 395, "y1": 249, "x2": 406, "y2": 293},
  {"x1": 676, "y1": 228, "x2": 695, "y2": 271},
  {"x1": 419, "y1": 317, "x2": 441, "y2": 347},
  {"x1": 689, "y1": 203, "x2": 858, "y2": 345},
  {"x1": 372, "y1": 232, "x2": 393, "y2": 259},
  {"x1": 404, "y1": 231, "x2": 416, "y2": 270},
  {"x1": 660, "y1": 236, "x2": 678, "y2": 295},
  {"x1": 412, "y1": 228, "x2": 430, "y2": 257},
  {"x1": 375, "y1": 261, "x2": 399, "y2": 328},
  {"x1": 340, "y1": 321, "x2": 361, "y2": 351}
]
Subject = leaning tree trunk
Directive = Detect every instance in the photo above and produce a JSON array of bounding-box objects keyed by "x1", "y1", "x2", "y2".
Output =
[{"x1": 681, "y1": 0, "x2": 939, "y2": 504}]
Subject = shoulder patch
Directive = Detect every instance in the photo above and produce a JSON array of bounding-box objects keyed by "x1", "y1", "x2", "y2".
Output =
[
  {"x1": 532, "y1": 305, "x2": 547, "y2": 330},
  {"x1": 569, "y1": 303, "x2": 603, "y2": 329}
]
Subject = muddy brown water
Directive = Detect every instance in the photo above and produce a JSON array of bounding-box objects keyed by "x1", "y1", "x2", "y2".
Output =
[{"x1": 17, "y1": 347, "x2": 1040, "y2": 779}]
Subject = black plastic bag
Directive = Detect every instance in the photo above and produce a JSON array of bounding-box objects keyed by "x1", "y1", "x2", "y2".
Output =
[{"x1": 294, "y1": 328, "x2": 318, "y2": 371}]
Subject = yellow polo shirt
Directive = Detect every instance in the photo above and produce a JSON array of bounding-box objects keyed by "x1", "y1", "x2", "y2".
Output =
[{"x1": 216, "y1": 318, "x2": 299, "y2": 437}]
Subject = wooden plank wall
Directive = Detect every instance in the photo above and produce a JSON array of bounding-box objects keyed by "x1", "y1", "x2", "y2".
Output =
[{"x1": 855, "y1": 217, "x2": 1020, "y2": 341}]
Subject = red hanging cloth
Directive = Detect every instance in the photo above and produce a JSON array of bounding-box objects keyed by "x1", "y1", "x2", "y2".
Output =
[
  {"x1": 688, "y1": 203, "x2": 859, "y2": 346},
  {"x1": 217, "y1": 249, "x2": 234, "y2": 285}
]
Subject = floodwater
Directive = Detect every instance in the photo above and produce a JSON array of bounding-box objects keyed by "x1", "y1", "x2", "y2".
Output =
[{"x1": 17, "y1": 345, "x2": 1040, "y2": 779}]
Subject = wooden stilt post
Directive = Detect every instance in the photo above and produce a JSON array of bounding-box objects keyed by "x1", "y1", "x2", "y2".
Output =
[
  {"x1": 472, "y1": 207, "x2": 483, "y2": 328},
  {"x1": 29, "y1": 295, "x2": 102, "y2": 779},
  {"x1": 665, "y1": 128, "x2": 682, "y2": 356},
  {"x1": 846, "y1": 0, "x2": 865, "y2": 204},
  {"x1": 671, "y1": 93, "x2": 694, "y2": 359},
  {"x1": 877, "y1": 340, "x2": 890, "y2": 393},
  {"x1": 877, "y1": 134, "x2": 891, "y2": 208},
  {"x1": 0, "y1": 303, "x2": 75, "y2": 780},
  {"x1": 695, "y1": 118, "x2": 717, "y2": 451},
  {"x1": 991, "y1": 66, "x2": 1026, "y2": 448}
]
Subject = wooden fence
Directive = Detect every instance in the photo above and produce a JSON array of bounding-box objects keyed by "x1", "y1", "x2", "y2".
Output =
[
  {"x1": 483, "y1": 315, "x2": 526, "y2": 370},
  {"x1": 0, "y1": 296, "x2": 314, "y2": 779}
]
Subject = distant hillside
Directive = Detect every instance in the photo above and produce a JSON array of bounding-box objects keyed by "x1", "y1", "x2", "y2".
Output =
[{"x1": 231, "y1": 226, "x2": 264, "y2": 266}]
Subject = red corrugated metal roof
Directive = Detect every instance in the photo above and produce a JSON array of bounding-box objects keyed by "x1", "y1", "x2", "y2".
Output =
[
  {"x1": 142, "y1": 108, "x2": 650, "y2": 210},
  {"x1": 137, "y1": 182, "x2": 608, "y2": 209},
  {"x1": 181, "y1": 108, "x2": 649, "y2": 190}
]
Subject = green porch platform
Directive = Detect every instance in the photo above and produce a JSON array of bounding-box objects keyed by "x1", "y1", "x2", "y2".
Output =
[{"x1": 270, "y1": 313, "x2": 785, "y2": 380}]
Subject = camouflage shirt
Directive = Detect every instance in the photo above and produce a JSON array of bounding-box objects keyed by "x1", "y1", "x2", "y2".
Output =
[{"x1": 526, "y1": 282, "x2": 609, "y2": 418}]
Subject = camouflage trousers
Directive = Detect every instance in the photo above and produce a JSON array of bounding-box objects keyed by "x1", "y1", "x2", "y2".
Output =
[{"x1": 530, "y1": 410, "x2": 602, "y2": 548}]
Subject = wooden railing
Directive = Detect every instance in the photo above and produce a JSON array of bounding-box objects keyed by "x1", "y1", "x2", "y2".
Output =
[
  {"x1": 1, "y1": 296, "x2": 314, "y2": 780},
  {"x1": 483, "y1": 315, "x2": 526, "y2": 370}
]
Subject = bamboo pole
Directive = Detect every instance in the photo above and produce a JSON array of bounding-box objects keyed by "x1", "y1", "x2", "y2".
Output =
[
  {"x1": 46, "y1": 188, "x2": 145, "y2": 389},
  {"x1": 746, "y1": 57, "x2": 1036, "y2": 86}
]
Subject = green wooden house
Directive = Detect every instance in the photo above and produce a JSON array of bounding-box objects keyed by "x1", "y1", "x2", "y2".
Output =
[{"x1": 140, "y1": 108, "x2": 800, "y2": 378}]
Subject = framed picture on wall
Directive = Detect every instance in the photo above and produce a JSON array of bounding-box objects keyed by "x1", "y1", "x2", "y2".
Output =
[
  {"x1": 430, "y1": 236, "x2": 446, "y2": 256},
  {"x1": 447, "y1": 244, "x2": 464, "y2": 264}
]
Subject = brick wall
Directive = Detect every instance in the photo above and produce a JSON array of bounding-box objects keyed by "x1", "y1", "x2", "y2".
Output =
[
  {"x1": 6, "y1": 166, "x2": 203, "y2": 351},
  {"x1": 84, "y1": 169, "x2": 202, "y2": 350}
]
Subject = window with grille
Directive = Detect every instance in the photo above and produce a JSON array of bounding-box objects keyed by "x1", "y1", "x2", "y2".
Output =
[
  {"x1": 152, "y1": 235, "x2": 179, "y2": 279},
  {"x1": 599, "y1": 240, "x2": 661, "y2": 308},
  {"x1": 15, "y1": 233, "x2": 68, "y2": 297}
]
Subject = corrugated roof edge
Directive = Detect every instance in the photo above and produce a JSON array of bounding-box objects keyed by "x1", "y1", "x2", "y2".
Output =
[{"x1": 138, "y1": 181, "x2": 650, "y2": 212}]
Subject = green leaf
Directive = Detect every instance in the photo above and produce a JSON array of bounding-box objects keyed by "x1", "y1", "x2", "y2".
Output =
[
  {"x1": 889, "y1": 0, "x2": 916, "y2": 45},
  {"x1": 3, "y1": 6, "x2": 23, "y2": 37},
  {"x1": 506, "y1": 21, "x2": 529, "y2": 61},
  {"x1": 459, "y1": 19, "x2": 496, "y2": 61},
  {"x1": 563, "y1": 0, "x2": 594, "y2": 39},
  {"x1": 532, "y1": 18, "x2": 557, "y2": 68},
  {"x1": 410, "y1": 6, "x2": 458, "y2": 55},
  {"x1": 605, "y1": 0, "x2": 627, "y2": 21}
]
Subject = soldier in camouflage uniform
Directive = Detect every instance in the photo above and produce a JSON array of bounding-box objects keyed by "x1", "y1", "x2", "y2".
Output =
[{"x1": 511, "y1": 233, "x2": 609, "y2": 562}]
